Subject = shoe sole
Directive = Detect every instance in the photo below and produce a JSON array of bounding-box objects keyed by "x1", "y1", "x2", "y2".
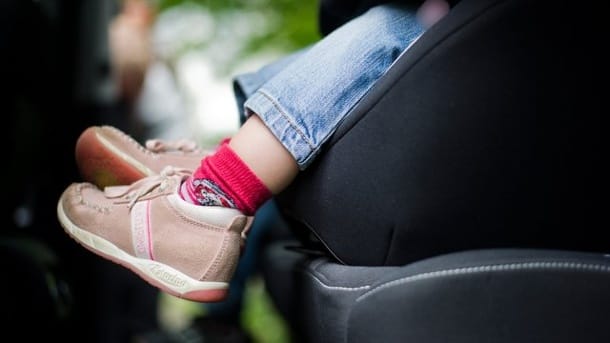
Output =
[
  {"x1": 57, "y1": 198, "x2": 229, "y2": 303},
  {"x1": 75, "y1": 127, "x2": 155, "y2": 188}
]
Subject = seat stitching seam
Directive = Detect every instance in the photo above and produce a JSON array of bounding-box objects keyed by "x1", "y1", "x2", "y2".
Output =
[{"x1": 357, "y1": 261, "x2": 610, "y2": 302}]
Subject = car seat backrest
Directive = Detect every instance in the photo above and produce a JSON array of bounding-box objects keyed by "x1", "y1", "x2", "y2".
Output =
[{"x1": 276, "y1": 0, "x2": 606, "y2": 266}]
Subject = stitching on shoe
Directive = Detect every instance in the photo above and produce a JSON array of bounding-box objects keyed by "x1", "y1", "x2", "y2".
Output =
[{"x1": 106, "y1": 125, "x2": 154, "y2": 156}]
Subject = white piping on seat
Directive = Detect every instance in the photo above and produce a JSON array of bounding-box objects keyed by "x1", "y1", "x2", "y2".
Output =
[{"x1": 357, "y1": 261, "x2": 610, "y2": 302}]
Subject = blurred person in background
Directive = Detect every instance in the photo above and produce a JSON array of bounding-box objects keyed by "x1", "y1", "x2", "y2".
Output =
[{"x1": 110, "y1": 0, "x2": 195, "y2": 143}]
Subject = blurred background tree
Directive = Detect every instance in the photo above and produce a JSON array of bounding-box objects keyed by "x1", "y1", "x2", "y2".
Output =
[
  {"x1": 152, "y1": 0, "x2": 320, "y2": 76},
  {"x1": 131, "y1": 0, "x2": 321, "y2": 146}
]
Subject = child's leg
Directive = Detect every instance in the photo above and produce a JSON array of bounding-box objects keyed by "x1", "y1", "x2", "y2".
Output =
[
  {"x1": 229, "y1": 115, "x2": 299, "y2": 194},
  {"x1": 243, "y1": 3, "x2": 427, "y2": 170},
  {"x1": 180, "y1": 3, "x2": 446, "y2": 216}
]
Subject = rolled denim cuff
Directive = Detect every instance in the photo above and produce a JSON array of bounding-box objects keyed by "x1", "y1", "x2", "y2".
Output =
[{"x1": 244, "y1": 90, "x2": 317, "y2": 170}]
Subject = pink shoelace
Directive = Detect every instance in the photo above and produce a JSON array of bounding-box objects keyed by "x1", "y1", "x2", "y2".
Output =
[{"x1": 104, "y1": 166, "x2": 192, "y2": 209}]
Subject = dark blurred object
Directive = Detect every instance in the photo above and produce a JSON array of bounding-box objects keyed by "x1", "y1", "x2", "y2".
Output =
[
  {"x1": 2, "y1": 0, "x2": 159, "y2": 341},
  {"x1": 0, "y1": 237, "x2": 73, "y2": 340},
  {"x1": 136, "y1": 317, "x2": 254, "y2": 343},
  {"x1": 2, "y1": 2, "x2": 84, "y2": 338},
  {"x1": 3, "y1": 0, "x2": 82, "y2": 239}
]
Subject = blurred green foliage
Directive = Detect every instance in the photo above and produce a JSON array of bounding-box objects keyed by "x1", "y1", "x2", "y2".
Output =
[
  {"x1": 241, "y1": 276, "x2": 292, "y2": 343},
  {"x1": 155, "y1": 0, "x2": 321, "y2": 75}
]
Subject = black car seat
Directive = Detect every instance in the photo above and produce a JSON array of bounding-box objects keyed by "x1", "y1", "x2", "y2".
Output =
[{"x1": 262, "y1": 0, "x2": 609, "y2": 341}]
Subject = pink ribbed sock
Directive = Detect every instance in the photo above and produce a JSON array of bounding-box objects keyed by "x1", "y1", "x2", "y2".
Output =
[{"x1": 179, "y1": 142, "x2": 271, "y2": 215}]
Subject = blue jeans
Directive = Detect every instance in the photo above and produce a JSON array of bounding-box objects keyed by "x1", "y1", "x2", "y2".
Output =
[{"x1": 234, "y1": 3, "x2": 425, "y2": 169}]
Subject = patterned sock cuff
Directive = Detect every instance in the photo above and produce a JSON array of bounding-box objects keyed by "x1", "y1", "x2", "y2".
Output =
[{"x1": 194, "y1": 142, "x2": 271, "y2": 215}]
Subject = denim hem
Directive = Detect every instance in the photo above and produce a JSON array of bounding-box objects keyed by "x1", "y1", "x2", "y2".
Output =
[{"x1": 244, "y1": 90, "x2": 317, "y2": 170}]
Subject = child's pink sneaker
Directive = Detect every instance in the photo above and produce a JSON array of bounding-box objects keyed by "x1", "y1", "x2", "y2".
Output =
[
  {"x1": 75, "y1": 125, "x2": 208, "y2": 188},
  {"x1": 57, "y1": 166, "x2": 253, "y2": 302}
]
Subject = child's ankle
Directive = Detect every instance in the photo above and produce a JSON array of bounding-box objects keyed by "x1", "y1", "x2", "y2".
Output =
[
  {"x1": 178, "y1": 143, "x2": 271, "y2": 215},
  {"x1": 179, "y1": 176, "x2": 238, "y2": 209}
]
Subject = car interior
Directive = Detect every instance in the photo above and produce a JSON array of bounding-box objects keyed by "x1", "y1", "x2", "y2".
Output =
[
  {"x1": 3, "y1": 0, "x2": 608, "y2": 342},
  {"x1": 262, "y1": 0, "x2": 609, "y2": 342}
]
